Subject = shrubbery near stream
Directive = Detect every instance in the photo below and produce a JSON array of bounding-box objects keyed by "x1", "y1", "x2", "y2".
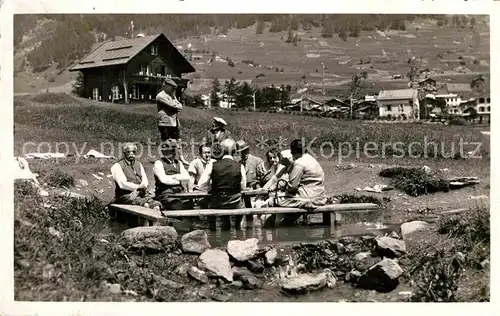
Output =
[{"x1": 14, "y1": 179, "x2": 489, "y2": 302}]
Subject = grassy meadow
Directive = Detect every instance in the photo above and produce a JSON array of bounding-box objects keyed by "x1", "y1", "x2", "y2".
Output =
[
  {"x1": 13, "y1": 93, "x2": 490, "y2": 302},
  {"x1": 14, "y1": 93, "x2": 490, "y2": 162}
]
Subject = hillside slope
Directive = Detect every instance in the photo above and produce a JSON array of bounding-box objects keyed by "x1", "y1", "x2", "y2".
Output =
[{"x1": 14, "y1": 15, "x2": 490, "y2": 97}]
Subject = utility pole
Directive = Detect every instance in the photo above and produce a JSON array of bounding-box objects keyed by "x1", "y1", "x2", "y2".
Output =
[
  {"x1": 252, "y1": 91, "x2": 256, "y2": 111},
  {"x1": 130, "y1": 21, "x2": 134, "y2": 38},
  {"x1": 321, "y1": 62, "x2": 325, "y2": 112}
]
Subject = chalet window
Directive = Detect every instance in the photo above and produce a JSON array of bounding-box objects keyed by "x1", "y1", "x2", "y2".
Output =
[
  {"x1": 479, "y1": 106, "x2": 485, "y2": 112},
  {"x1": 487, "y1": 106, "x2": 491, "y2": 112},
  {"x1": 92, "y1": 88, "x2": 99, "y2": 100},
  {"x1": 386, "y1": 105, "x2": 392, "y2": 112},
  {"x1": 487, "y1": 97, "x2": 491, "y2": 104},
  {"x1": 151, "y1": 45, "x2": 158, "y2": 56},
  {"x1": 479, "y1": 98, "x2": 485, "y2": 103},
  {"x1": 112, "y1": 86, "x2": 120, "y2": 99}
]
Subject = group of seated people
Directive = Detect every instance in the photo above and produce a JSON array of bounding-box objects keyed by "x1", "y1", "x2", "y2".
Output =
[{"x1": 110, "y1": 117, "x2": 327, "y2": 227}]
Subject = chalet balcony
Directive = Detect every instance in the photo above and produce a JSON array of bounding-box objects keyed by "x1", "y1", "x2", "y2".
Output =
[{"x1": 129, "y1": 74, "x2": 189, "y2": 88}]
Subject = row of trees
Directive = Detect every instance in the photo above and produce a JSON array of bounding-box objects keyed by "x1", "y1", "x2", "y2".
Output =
[{"x1": 209, "y1": 78, "x2": 292, "y2": 110}]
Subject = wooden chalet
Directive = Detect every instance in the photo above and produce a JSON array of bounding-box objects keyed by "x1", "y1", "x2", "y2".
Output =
[{"x1": 69, "y1": 33, "x2": 196, "y2": 103}]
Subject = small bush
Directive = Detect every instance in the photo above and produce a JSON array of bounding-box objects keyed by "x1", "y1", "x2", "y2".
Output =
[
  {"x1": 449, "y1": 117, "x2": 467, "y2": 126},
  {"x1": 379, "y1": 167, "x2": 449, "y2": 197},
  {"x1": 327, "y1": 194, "x2": 385, "y2": 205},
  {"x1": 43, "y1": 170, "x2": 75, "y2": 188}
]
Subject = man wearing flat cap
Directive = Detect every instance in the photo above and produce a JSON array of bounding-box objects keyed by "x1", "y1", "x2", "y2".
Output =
[
  {"x1": 156, "y1": 77, "x2": 189, "y2": 166},
  {"x1": 153, "y1": 139, "x2": 192, "y2": 211},
  {"x1": 156, "y1": 77, "x2": 182, "y2": 141},
  {"x1": 202, "y1": 117, "x2": 231, "y2": 160}
]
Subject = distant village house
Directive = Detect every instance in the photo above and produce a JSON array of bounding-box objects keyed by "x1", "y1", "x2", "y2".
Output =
[{"x1": 377, "y1": 89, "x2": 420, "y2": 119}]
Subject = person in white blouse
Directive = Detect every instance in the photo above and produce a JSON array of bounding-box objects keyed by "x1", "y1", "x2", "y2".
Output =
[
  {"x1": 153, "y1": 139, "x2": 192, "y2": 211},
  {"x1": 110, "y1": 143, "x2": 161, "y2": 210}
]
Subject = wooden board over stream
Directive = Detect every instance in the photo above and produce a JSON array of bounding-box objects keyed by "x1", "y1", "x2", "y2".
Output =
[{"x1": 109, "y1": 202, "x2": 380, "y2": 227}]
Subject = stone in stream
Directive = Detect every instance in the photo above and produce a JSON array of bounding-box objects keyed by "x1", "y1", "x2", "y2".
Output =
[
  {"x1": 181, "y1": 230, "x2": 211, "y2": 254},
  {"x1": 231, "y1": 266, "x2": 263, "y2": 289},
  {"x1": 227, "y1": 238, "x2": 259, "y2": 262},
  {"x1": 357, "y1": 258, "x2": 403, "y2": 292},
  {"x1": 199, "y1": 249, "x2": 233, "y2": 282},
  {"x1": 155, "y1": 276, "x2": 184, "y2": 289},
  {"x1": 265, "y1": 247, "x2": 278, "y2": 265},
  {"x1": 400, "y1": 221, "x2": 431, "y2": 240},
  {"x1": 375, "y1": 237, "x2": 407, "y2": 258},
  {"x1": 188, "y1": 266, "x2": 209, "y2": 284},
  {"x1": 246, "y1": 259, "x2": 265, "y2": 273},
  {"x1": 119, "y1": 226, "x2": 178, "y2": 252},
  {"x1": 281, "y1": 273, "x2": 327, "y2": 294},
  {"x1": 104, "y1": 283, "x2": 121, "y2": 294}
]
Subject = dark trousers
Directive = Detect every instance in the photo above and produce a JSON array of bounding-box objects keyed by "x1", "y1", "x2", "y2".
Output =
[
  {"x1": 158, "y1": 125, "x2": 180, "y2": 142},
  {"x1": 209, "y1": 192, "x2": 244, "y2": 230}
]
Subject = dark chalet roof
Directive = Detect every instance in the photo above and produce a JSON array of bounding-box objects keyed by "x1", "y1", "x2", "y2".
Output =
[{"x1": 69, "y1": 33, "x2": 195, "y2": 74}]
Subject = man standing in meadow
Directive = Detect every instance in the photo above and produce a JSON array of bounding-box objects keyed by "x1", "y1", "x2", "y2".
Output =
[
  {"x1": 202, "y1": 117, "x2": 231, "y2": 160},
  {"x1": 156, "y1": 77, "x2": 189, "y2": 166},
  {"x1": 110, "y1": 143, "x2": 161, "y2": 210}
]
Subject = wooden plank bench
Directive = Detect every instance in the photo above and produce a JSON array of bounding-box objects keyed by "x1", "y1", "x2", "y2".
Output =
[
  {"x1": 108, "y1": 204, "x2": 167, "y2": 226},
  {"x1": 109, "y1": 203, "x2": 380, "y2": 227}
]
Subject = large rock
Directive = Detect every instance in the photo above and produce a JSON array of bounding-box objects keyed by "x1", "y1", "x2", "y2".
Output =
[
  {"x1": 227, "y1": 238, "x2": 259, "y2": 262},
  {"x1": 353, "y1": 251, "x2": 380, "y2": 271},
  {"x1": 357, "y1": 258, "x2": 403, "y2": 292},
  {"x1": 231, "y1": 266, "x2": 263, "y2": 289},
  {"x1": 199, "y1": 249, "x2": 233, "y2": 282},
  {"x1": 181, "y1": 230, "x2": 211, "y2": 254},
  {"x1": 188, "y1": 266, "x2": 209, "y2": 284},
  {"x1": 265, "y1": 248, "x2": 278, "y2": 265},
  {"x1": 281, "y1": 273, "x2": 327, "y2": 294},
  {"x1": 120, "y1": 226, "x2": 178, "y2": 252},
  {"x1": 375, "y1": 237, "x2": 406, "y2": 258},
  {"x1": 400, "y1": 221, "x2": 431, "y2": 240}
]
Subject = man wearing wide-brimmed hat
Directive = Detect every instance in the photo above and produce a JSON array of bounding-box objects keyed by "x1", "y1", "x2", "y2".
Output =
[
  {"x1": 202, "y1": 116, "x2": 231, "y2": 160},
  {"x1": 236, "y1": 139, "x2": 266, "y2": 191},
  {"x1": 153, "y1": 139, "x2": 192, "y2": 211}
]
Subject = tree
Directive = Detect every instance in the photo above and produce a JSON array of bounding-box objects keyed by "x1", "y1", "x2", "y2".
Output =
[
  {"x1": 470, "y1": 16, "x2": 476, "y2": 29},
  {"x1": 286, "y1": 27, "x2": 293, "y2": 43},
  {"x1": 349, "y1": 72, "x2": 368, "y2": 119},
  {"x1": 406, "y1": 57, "x2": 422, "y2": 83},
  {"x1": 224, "y1": 77, "x2": 239, "y2": 106},
  {"x1": 235, "y1": 81, "x2": 254, "y2": 108},
  {"x1": 256, "y1": 20, "x2": 265, "y2": 34},
  {"x1": 321, "y1": 20, "x2": 334, "y2": 38},
  {"x1": 210, "y1": 78, "x2": 221, "y2": 108},
  {"x1": 338, "y1": 28, "x2": 348, "y2": 41},
  {"x1": 71, "y1": 71, "x2": 85, "y2": 97}
]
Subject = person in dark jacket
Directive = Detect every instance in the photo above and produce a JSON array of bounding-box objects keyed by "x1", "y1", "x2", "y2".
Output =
[
  {"x1": 197, "y1": 138, "x2": 246, "y2": 229},
  {"x1": 201, "y1": 117, "x2": 231, "y2": 160},
  {"x1": 153, "y1": 139, "x2": 192, "y2": 211}
]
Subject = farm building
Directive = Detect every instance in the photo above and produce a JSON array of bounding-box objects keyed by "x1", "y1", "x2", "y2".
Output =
[
  {"x1": 69, "y1": 33, "x2": 196, "y2": 103},
  {"x1": 435, "y1": 83, "x2": 473, "y2": 114},
  {"x1": 377, "y1": 89, "x2": 420, "y2": 119}
]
